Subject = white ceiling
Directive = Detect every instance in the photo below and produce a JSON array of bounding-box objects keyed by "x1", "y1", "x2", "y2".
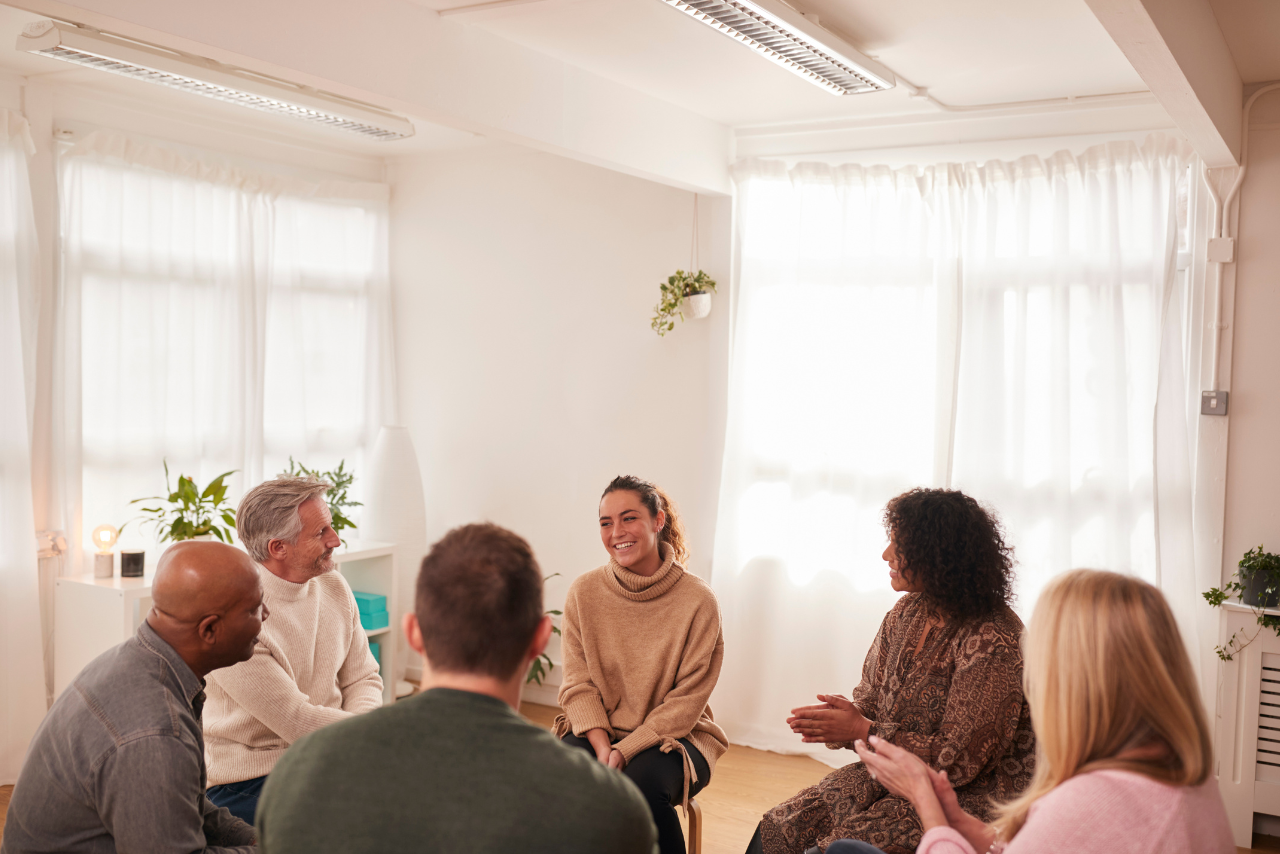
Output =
[
  {"x1": 0, "y1": 4, "x2": 482, "y2": 158},
  {"x1": 1208, "y1": 0, "x2": 1280, "y2": 84},
  {"x1": 424, "y1": 0, "x2": 1151, "y2": 128}
]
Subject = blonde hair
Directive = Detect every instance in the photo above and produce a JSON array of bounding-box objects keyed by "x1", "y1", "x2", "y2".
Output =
[
  {"x1": 236, "y1": 476, "x2": 332, "y2": 562},
  {"x1": 991, "y1": 569, "x2": 1213, "y2": 841}
]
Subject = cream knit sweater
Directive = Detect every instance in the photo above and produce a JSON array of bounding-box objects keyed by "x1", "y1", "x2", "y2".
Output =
[
  {"x1": 555, "y1": 544, "x2": 728, "y2": 803},
  {"x1": 204, "y1": 565, "x2": 383, "y2": 785}
]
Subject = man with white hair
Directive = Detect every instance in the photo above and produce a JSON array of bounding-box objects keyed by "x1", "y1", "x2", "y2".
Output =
[{"x1": 204, "y1": 477, "x2": 383, "y2": 826}]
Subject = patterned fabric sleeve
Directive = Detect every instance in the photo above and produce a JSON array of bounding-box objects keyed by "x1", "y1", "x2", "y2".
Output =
[
  {"x1": 873, "y1": 617, "x2": 1025, "y2": 788},
  {"x1": 827, "y1": 600, "x2": 900, "y2": 752}
]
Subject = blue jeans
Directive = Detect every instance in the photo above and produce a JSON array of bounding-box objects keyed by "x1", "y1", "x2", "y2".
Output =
[
  {"x1": 825, "y1": 842, "x2": 887, "y2": 854},
  {"x1": 207, "y1": 774, "x2": 268, "y2": 826}
]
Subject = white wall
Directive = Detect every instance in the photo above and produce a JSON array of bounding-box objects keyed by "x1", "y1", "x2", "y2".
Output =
[
  {"x1": 388, "y1": 143, "x2": 732, "y2": 693},
  {"x1": 1223, "y1": 93, "x2": 1280, "y2": 577}
]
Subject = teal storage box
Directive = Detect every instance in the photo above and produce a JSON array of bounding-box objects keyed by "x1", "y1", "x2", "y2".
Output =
[
  {"x1": 368, "y1": 641, "x2": 381, "y2": 666},
  {"x1": 353, "y1": 591, "x2": 387, "y2": 616},
  {"x1": 360, "y1": 609, "x2": 389, "y2": 631}
]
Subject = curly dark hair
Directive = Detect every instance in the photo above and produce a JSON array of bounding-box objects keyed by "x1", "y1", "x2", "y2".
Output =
[{"x1": 883, "y1": 488, "x2": 1014, "y2": 622}]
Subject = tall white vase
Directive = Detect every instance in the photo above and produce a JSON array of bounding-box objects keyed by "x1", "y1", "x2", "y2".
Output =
[{"x1": 360, "y1": 426, "x2": 428, "y2": 684}]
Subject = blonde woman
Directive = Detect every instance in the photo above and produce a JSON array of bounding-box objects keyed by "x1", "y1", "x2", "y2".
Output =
[
  {"x1": 840, "y1": 569, "x2": 1233, "y2": 854},
  {"x1": 555, "y1": 475, "x2": 728, "y2": 854}
]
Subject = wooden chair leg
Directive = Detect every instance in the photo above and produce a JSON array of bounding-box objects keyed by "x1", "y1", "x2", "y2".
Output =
[{"x1": 686, "y1": 797, "x2": 702, "y2": 854}]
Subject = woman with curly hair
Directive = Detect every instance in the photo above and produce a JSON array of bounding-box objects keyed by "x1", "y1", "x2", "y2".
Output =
[{"x1": 747, "y1": 488, "x2": 1036, "y2": 854}]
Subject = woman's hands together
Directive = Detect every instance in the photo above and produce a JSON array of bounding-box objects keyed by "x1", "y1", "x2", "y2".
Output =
[
  {"x1": 586, "y1": 728, "x2": 627, "y2": 770},
  {"x1": 855, "y1": 735, "x2": 949, "y2": 831},
  {"x1": 787, "y1": 694, "x2": 870, "y2": 744}
]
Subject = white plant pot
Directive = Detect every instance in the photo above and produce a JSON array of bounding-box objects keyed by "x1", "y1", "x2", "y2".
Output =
[{"x1": 684, "y1": 291, "x2": 712, "y2": 320}]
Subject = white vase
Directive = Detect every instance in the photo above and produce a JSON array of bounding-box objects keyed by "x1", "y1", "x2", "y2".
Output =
[
  {"x1": 684, "y1": 291, "x2": 712, "y2": 319},
  {"x1": 361, "y1": 426, "x2": 428, "y2": 683}
]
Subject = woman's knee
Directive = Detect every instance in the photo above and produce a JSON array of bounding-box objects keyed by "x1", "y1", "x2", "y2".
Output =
[{"x1": 623, "y1": 750, "x2": 683, "y2": 804}]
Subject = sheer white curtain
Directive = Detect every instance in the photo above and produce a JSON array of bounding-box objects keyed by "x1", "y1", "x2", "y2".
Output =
[
  {"x1": 0, "y1": 111, "x2": 47, "y2": 783},
  {"x1": 713, "y1": 135, "x2": 1196, "y2": 764},
  {"x1": 58, "y1": 132, "x2": 395, "y2": 563}
]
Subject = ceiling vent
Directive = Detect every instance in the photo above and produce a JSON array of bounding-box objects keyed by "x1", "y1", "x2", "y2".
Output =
[
  {"x1": 17, "y1": 21, "x2": 415, "y2": 141},
  {"x1": 661, "y1": 0, "x2": 894, "y2": 95}
]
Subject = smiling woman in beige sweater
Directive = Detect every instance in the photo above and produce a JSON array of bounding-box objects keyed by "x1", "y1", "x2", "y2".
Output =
[{"x1": 555, "y1": 475, "x2": 728, "y2": 854}]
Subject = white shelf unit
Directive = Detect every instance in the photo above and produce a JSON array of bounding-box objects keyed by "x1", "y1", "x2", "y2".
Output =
[
  {"x1": 334, "y1": 540, "x2": 398, "y2": 706},
  {"x1": 1215, "y1": 601, "x2": 1280, "y2": 846},
  {"x1": 53, "y1": 540, "x2": 400, "y2": 707},
  {"x1": 54, "y1": 570, "x2": 156, "y2": 698}
]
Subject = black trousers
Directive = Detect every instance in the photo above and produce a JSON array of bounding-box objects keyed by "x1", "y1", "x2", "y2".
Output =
[{"x1": 561, "y1": 733, "x2": 710, "y2": 854}]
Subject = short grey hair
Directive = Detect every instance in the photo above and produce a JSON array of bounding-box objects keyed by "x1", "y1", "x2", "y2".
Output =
[{"x1": 237, "y1": 476, "x2": 332, "y2": 562}]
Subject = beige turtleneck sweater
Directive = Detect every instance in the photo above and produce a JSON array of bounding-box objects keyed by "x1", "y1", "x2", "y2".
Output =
[
  {"x1": 203, "y1": 565, "x2": 383, "y2": 785},
  {"x1": 555, "y1": 543, "x2": 728, "y2": 798}
]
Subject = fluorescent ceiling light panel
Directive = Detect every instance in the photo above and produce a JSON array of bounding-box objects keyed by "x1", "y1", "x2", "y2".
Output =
[
  {"x1": 17, "y1": 22, "x2": 415, "y2": 141},
  {"x1": 661, "y1": 0, "x2": 894, "y2": 95}
]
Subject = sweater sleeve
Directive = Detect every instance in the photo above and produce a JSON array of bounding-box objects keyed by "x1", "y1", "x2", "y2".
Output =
[
  {"x1": 338, "y1": 586, "x2": 384, "y2": 714},
  {"x1": 209, "y1": 640, "x2": 352, "y2": 744},
  {"x1": 918, "y1": 826, "x2": 980, "y2": 854},
  {"x1": 873, "y1": 617, "x2": 1025, "y2": 788},
  {"x1": 613, "y1": 596, "x2": 724, "y2": 762},
  {"x1": 557, "y1": 585, "x2": 615, "y2": 736}
]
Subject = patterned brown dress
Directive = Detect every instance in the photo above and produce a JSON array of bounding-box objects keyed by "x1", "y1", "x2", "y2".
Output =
[{"x1": 760, "y1": 593, "x2": 1035, "y2": 854}]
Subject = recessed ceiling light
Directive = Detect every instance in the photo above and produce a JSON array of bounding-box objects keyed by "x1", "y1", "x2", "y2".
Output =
[
  {"x1": 18, "y1": 21, "x2": 416, "y2": 141},
  {"x1": 660, "y1": 0, "x2": 894, "y2": 95}
]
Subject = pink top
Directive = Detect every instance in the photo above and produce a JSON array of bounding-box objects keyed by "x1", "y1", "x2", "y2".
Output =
[{"x1": 918, "y1": 770, "x2": 1234, "y2": 854}]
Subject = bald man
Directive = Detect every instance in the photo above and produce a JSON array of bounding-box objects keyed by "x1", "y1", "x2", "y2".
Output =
[{"x1": 1, "y1": 542, "x2": 266, "y2": 854}]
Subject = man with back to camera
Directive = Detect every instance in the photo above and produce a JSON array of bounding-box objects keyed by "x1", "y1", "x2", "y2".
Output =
[
  {"x1": 254, "y1": 522, "x2": 659, "y2": 854},
  {"x1": 203, "y1": 477, "x2": 383, "y2": 825},
  {"x1": 0, "y1": 541, "x2": 262, "y2": 854}
]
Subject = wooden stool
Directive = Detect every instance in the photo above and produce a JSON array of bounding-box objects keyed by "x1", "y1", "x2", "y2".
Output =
[{"x1": 686, "y1": 797, "x2": 703, "y2": 854}]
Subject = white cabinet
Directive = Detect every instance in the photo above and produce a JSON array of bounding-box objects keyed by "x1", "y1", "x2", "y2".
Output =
[{"x1": 53, "y1": 540, "x2": 400, "y2": 706}]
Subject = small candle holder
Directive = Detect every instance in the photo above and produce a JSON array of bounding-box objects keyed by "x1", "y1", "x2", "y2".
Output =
[{"x1": 121, "y1": 549, "x2": 145, "y2": 578}]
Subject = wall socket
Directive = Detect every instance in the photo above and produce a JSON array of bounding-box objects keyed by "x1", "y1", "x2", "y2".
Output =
[{"x1": 1201, "y1": 390, "x2": 1229, "y2": 415}]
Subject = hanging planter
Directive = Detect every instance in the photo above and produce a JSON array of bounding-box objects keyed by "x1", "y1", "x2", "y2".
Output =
[
  {"x1": 651, "y1": 193, "x2": 717, "y2": 336},
  {"x1": 651, "y1": 270, "x2": 717, "y2": 336}
]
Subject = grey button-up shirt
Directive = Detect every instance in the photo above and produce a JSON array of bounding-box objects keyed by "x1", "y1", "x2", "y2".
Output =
[{"x1": 1, "y1": 621, "x2": 257, "y2": 854}]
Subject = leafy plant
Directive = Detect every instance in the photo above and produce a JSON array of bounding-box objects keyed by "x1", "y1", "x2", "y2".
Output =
[
  {"x1": 131, "y1": 461, "x2": 238, "y2": 543},
  {"x1": 651, "y1": 269, "x2": 717, "y2": 337},
  {"x1": 1203, "y1": 545, "x2": 1280, "y2": 660},
  {"x1": 527, "y1": 573, "x2": 563, "y2": 686},
  {"x1": 281, "y1": 458, "x2": 361, "y2": 543}
]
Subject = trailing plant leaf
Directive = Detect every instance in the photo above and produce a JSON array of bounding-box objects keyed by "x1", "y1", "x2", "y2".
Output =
[
  {"x1": 651, "y1": 269, "x2": 717, "y2": 337},
  {"x1": 130, "y1": 462, "x2": 239, "y2": 544},
  {"x1": 1203, "y1": 545, "x2": 1280, "y2": 660},
  {"x1": 527, "y1": 575, "x2": 563, "y2": 685}
]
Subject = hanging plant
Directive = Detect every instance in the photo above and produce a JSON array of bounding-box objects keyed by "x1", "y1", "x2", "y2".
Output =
[
  {"x1": 651, "y1": 269, "x2": 718, "y2": 336},
  {"x1": 1203, "y1": 545, "x2": 1280, "y2": 660},
  {"x1": 651, "y1": 192, "x2": 717, "y2": 337}
]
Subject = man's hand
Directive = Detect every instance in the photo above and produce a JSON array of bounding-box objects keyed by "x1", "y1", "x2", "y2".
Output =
[
  {"x1": 787, "y1": 694, "x2": 870, "y2": 744},
  {"x1": 585, "y1": 728, "x2": 613, "y2": 764}
]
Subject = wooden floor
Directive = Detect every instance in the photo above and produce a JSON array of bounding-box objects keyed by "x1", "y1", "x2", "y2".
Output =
[{"x1": 0, "y1": 706, "x2": 1275, "y2": 854}]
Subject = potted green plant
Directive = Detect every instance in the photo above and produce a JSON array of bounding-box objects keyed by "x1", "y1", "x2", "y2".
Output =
[
  {"x1": 1202, "y1": 545, "x2": 1280, "y2": 660},
  {"x1": 281, "y1": 458, "x2": 361, "y2": 544},
  {"x1": 527, "y1": 573, "x2": 563, "y2": 686},
  {"x1": 651, "y1": 269, "x2": 717, "y2": 336},
  {"x1": 131, "y1": 461, "x2": 238, "y2": 543}
]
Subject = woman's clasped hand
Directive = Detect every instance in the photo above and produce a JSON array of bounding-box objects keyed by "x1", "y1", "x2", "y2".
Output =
[{"x1": 786, "y1": 694, "x2": 870, "y2": 744}]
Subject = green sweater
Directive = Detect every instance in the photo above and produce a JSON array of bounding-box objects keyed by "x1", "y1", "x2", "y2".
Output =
[{"x1": 256, "y1": 687, "x2": 657, "y2": 854}]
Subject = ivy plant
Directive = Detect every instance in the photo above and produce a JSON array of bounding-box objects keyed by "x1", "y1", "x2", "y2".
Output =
[
  {"x1": 281, "y1": 457, "x2": 361, "y2": 544},
  {"x1": 527, "y1": 573, "x2": 563, "y2": 686},
  {"x1": 1203, "y1": 545, "x2": 1280, "y2": 660},
  {"x1": 131, "y1": 461, "x2": 238, "y2": 543},
  {"x1": 651, "y1": 269, "x2": 717, "y2": 337}
]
